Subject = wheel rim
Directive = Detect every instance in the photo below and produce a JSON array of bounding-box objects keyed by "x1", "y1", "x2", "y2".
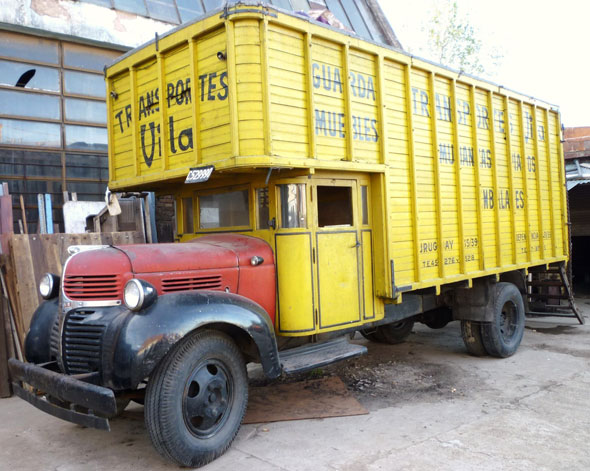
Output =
[
  {"x1": 183, "y1": 359, "x2": 233, "y2": 438},
  {"x1": 499, "y1": 301, "x2": 518, "y2": 341}
]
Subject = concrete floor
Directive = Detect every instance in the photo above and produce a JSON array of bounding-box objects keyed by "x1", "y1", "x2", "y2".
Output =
[{"x1": 2, "y1": 299, "x2": 590, "y2": 470}]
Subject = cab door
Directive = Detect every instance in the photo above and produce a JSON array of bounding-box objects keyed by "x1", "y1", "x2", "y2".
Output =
[
  {"x1": 313, "y1": 180, "x2": 361, "y2": 329},
  {"x1": 273, "y1": 181, "x2": 316, "y2": 334}
]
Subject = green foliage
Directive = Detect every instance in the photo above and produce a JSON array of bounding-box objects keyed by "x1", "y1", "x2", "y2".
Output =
[{"x1": 420, "y1": 0, "x2": 502, "y2": 77}]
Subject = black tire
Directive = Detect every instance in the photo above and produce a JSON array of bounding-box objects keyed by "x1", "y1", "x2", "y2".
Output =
[
  {"x1": 460, "y1": 320, "x2": 487, "y2": 356},
  {"x1": 374, "y1": 319, "x2": 414, "y2": 344},
  {"x1": 145, "y1": 330, "x2": 248, "y2": 467},
  {"x1": 359, "y1": 329, "x2": 385, "y2": 342},
  {"x1": 480, "y1": 282, "x2": 525, "y2": 358}
]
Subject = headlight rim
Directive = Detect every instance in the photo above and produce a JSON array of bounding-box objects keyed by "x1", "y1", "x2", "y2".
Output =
[
  {"x1": 39, "y1": 273, "x2": 59, "y2": 300},
  {"x1": 123, "y1": 278, "x2": 156, "y2": 312}
]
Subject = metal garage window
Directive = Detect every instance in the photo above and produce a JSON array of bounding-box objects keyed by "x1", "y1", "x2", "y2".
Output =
[
  {"x1": 0, "y1": 119, "x2": 61, "y2": 147},
  {"x1": 65, "y1": 125, "x2": 108, "y2": 152},
  {"x1": 0, "y1": 90, "x2": 61, "y2": 120},
  {"x1": 113, "y1": 0, "x2": 148, "y2": 16},
  {"x1": 0, "y1": 60, "x2": 60, "y2": 91},
  {"x1": 64, "y1": 71, "x2": 106, "y2": 98},
  {"x1": 63, "y1": 43, "x2": 119, "y2": 72},
  {"x1": 147, "y1": 0, "x2": 180, "y2": 22},
  {"x1": 177, "y1": 0, "x2": 204, "y2": 22},
  {"x1": 65, "y1": 98, "x2": 107, "y2": 124},
  {"x1": 0, "y1": 31, "x2": 59, "y2": 64}
]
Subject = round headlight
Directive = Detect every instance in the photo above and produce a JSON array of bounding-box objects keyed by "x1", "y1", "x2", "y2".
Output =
[
  {"x1": 123, "y1": 279, "x2": 157, "y2": 312},
  {"x1": 39, "y1": 273, "x2": 59, "y2": 299},
  {"x1": 124, "y1": 279, "x2": 143, "y2": 311}
]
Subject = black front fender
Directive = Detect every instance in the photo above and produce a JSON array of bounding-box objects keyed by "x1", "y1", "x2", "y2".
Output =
[
  {"x1": 25, "y1": 298, "x2": 59, "y2": 364},
  {"x1": 108, "y1": 290, "x2": 281, "y2": 389}
]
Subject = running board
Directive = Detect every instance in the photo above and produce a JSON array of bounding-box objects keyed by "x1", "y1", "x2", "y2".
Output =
[{"x1": 280, "y1": 337, "x2": 367, "y2": 375}]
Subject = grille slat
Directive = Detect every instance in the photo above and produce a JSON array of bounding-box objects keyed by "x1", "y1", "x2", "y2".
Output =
[
  {"x1": 63, "y1": 274, "x2": 122, "y2": 301},
  {"x1": 162, "y1": 275, "x2": 223, "y2": 293},
  {"x1": 63, "y1": 310, "x2": 105, "y2": 374}
]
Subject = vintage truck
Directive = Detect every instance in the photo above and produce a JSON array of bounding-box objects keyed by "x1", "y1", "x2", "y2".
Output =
[{"x1": 9, "y1": 2, "x2": 574, "y2": 467}]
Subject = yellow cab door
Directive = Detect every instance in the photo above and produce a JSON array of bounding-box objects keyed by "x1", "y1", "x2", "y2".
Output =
[
  {"x1": 273, "y1": 180, "x2": 316, "y2": 334},
  {"x1": 273, "y1": 176, "x2": 374, "y2": 335}
]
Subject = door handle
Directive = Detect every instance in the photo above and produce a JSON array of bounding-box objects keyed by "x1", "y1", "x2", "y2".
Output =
[{"x1": 351, "y1": 240, "x2": 361, "y2": 248}]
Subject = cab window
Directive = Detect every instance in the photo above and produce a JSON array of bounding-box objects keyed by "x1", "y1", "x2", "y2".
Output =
[
  {"x1": 198, "y1": 189, "x2": 249, "y2": 229},
  {"x1": 278, "y1": 183, "x2": 306, "y2": 228}
]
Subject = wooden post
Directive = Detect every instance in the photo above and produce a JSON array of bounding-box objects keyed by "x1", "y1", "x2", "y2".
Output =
[
  {"x1": 0, "y1": 295, "x2": 11, "y2": 397},
  {"x1": 19, "y1": 195, "x2": 28, "y2": 235}
]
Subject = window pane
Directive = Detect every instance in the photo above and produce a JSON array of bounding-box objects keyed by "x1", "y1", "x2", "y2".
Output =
[
  {"x1": 339, "y1": 0, "x2": 371, "y2": 39},
  {"x1": 65, "y1": 125, "x2": 108, "y2": 151},
  {"x1": 203, "y1": 0, "x2": 223, "y2": 11},
  {"x1": 361, "y1": 185, "x2": 368, "y2": 225},
  {"x1": 64, "y1": 70, "x2": 106, "y2": 98},
  {"x1": 317, "y1": 186, "x2": 352, "y2": 227},
  {"x1": 177, "y1": 0, "x2": 204, "y2": 22},
  {"x1": 182, "y1": 197, "x2": 194, "y2": 233},
  {"x1": 324, "y1": 0, "x2": 352, "y2": 29},
  {"x1": 279, "y1": 184, "x2": 306, "y2": 228},
  {"x1": 199, "y1": 189, "x2": 249, "y2": 229},
  {"x1": 0, "y1": 60, "x2": 60, "y2": 91},
  {"x1": 63, "y1": 43, "x2": 121, "y2": 72},
  {"x1": 82, "y1": 0, "x2": 112, "y2": 7},
  {"x1": 354, "y1": 0, "x2": 386, "y2": 43},
  {"x1": 113, "y1": 0, "x2": 148, "y2": 15},
  {"x1": 147, "y1": 0, "x2": 179, "y2": 22},
  {"x1": 0, "y1": 31, "x2": 58, "y2": 64},
  {"x1": 65, "y1": 153, "x2": 108, "y2": 179},
  {"x1": 271, "y1": 0, "x2": 292, "y2": 9},
  {"x1": 257, "y1": 187, "x2": 269, "y2": 229},
  {"x1": 0, "y1": 90, "x2": 61, "y2": 120},
  {"x1": 65, "y1": 98, "x2": 107, "y2": 124},
  {"x1": 0, "y1": 119, "x2": 61, "y2": 147},
  {"x1": 290, "y1": 0, "x2": 310, "y2": 11}
]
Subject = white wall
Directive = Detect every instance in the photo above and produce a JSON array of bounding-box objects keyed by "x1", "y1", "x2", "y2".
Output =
[{"x1": 0, "y1": 0, "x2": 176, "y2": 48}]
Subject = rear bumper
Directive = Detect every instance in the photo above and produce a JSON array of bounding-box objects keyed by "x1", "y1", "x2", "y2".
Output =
[{"x1": 8, "y1": 358, "x2": 117, "y2": 431}]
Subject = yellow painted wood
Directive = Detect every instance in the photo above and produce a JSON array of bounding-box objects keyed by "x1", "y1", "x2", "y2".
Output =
[
  {"x1": 544, "y1": 109, "x2": 556, "y2": 258},
  {"x1": 361, "y1": 230, "x2": 375, "y2": 319},
  {"x1": 105, "y1": 4, "x2": 569, "y2": 305},
  {"x1": 317, "y1": 231, "x2": 361, "y2": 328},
  {"x1": 469, "y1": 85, "x2": 485, "y2": 270},
  {"x1": 517, "y1": 100, "x2": 533, "y2": 262},
  {"x1": 503, "y1": 96, "x2": 517, "y2": 264},
  {"x1": 428, "y1": 72, "x2": 445, "y2": 278},
  {"x1": 275, "y1": 232, "x2": 315, "y2": 333},
  {"x1": 403, "y1": 64, "x2": 421, "y2": 284}
]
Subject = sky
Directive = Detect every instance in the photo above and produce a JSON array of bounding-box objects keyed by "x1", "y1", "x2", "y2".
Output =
[{"x1": 380, "y1": 0, "x2": 590, "y2": 128}]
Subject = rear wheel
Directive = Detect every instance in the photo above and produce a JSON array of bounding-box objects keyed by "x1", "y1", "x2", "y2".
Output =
[
  {"x1": 145, "y1": 330, "x2": 248, "y2": 467},
  {"x1": 480, "y1": 282, "x2": 525, "y2": 358},
  {"x1": 460, "y1": 320, "x2": 487, "y2": 356}
]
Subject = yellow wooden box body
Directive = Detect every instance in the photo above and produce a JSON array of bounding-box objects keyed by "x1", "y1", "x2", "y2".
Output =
[{"x1": 106, "y1": 4, "x2": 568, "y2": 335}]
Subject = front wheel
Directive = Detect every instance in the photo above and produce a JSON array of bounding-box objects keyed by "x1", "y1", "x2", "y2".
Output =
[
  {"x1": 145, "y1": 330, "x2": 248, "y2": 467},
  {"x1": 480, "y1": 282, "x2": 525, "y2": 358}
]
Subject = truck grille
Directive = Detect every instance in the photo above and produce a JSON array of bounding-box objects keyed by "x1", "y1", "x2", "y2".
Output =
[
  {"x1": 49, "y1": 314, "x2": 61, "y2": 361},
  {"x1": 63, "y1": 274, "x2": 123, "y2": 300},
  {"x1": 161, "y1": 275, "x2": 222, "y2": 293},
  {"x1": 63, "y1": 310, "x2": 105, "y2": 374}
]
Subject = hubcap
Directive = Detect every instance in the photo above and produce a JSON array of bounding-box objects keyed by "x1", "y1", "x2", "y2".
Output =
[
  {"x1": 499, "y1": 301, "x2": 518, "y2": 341},
  {"x1": 183, "y1": 360, "x2": 233, "y2": 438}
]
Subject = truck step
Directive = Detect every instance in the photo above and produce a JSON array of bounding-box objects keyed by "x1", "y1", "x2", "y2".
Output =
[{"x1": 279, "y1": 337, "x2": 367, "y2": 375}]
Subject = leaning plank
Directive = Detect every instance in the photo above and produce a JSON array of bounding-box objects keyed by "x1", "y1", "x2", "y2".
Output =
[
  {"x1": 10, "y1": 235, "x2": 39, "y2": 333},
  {"x1": 0, "y1": 295, "x2": 11, "y2": 397}
]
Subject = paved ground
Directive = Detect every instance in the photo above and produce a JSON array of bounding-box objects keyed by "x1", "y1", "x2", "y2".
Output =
[{"x1": 2, "y1": 298, "x2": 590, "y2": 470}]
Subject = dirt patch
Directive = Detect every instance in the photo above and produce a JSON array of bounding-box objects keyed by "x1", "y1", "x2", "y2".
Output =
[{"x1": 249, "y1": 340, "x2": 470, "y2": 411}]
